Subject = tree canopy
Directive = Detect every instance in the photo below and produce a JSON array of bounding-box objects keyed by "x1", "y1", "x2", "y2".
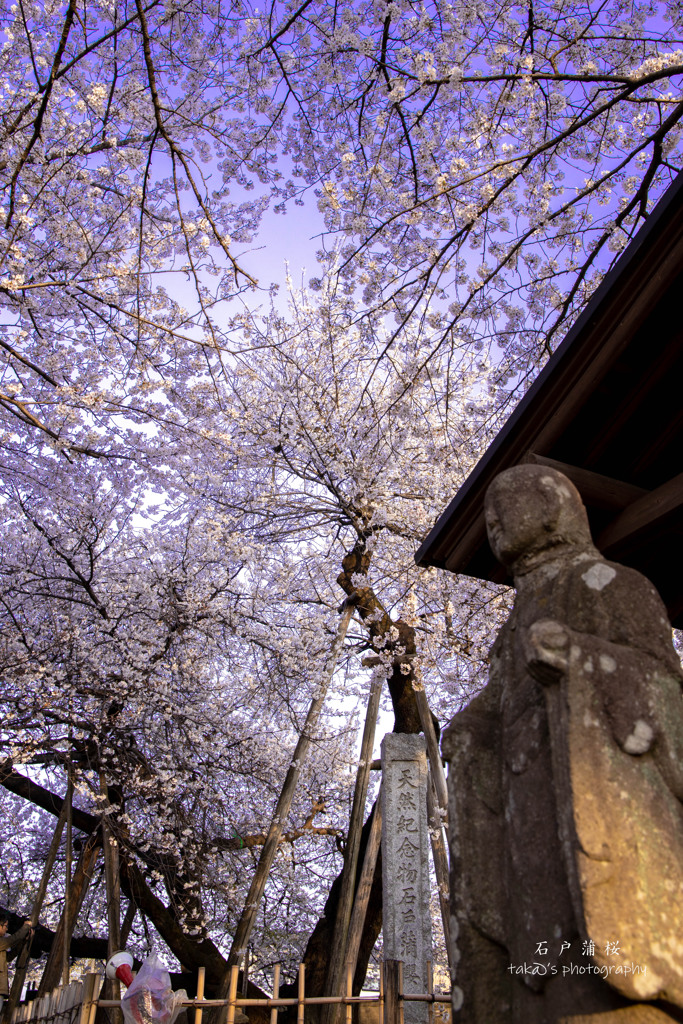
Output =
[{"x1": 1, "y1": 0, "x2": 682, "y2": 996}]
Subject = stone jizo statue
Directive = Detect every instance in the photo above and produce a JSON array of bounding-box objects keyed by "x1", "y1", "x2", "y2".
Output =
[{"x1": 443, "y1": 464, "x2": 683, "y2": 1023}]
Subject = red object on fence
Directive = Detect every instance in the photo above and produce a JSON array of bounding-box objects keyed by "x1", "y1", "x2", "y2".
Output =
[
  {"x1": 106, "y1": 951, "x2": 135, "y2": 988},
  {"x1": 115, "y1": 963, "x2": 134, "y2": 988}
]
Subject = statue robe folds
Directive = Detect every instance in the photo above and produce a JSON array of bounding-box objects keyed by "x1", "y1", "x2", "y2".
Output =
[{"x1": 442, "y1": 465, "x2": 683, "y2": 1023}]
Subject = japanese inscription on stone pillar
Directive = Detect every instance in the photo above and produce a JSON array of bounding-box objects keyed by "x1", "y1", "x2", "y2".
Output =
[{"x1": 381, "y1": 733, "x2": 432, "y2": 1023}]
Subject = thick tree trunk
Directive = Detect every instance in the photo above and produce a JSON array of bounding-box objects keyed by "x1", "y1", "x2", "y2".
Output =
[
  {"x1": 337, "y1": 538, "x2": 435, "y2": 736},
  {"x1": 282, "y1": 537, "x2": 442, "y2": 1006}
]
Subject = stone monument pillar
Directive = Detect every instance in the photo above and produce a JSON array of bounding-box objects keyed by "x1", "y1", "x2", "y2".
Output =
[{"x1": 381, "y1": 733, "x2": 433, "y2": 1024}]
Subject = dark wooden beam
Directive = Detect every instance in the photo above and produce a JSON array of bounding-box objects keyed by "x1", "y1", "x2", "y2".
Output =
[
  {"x1": 597, "y1": 472, "x2": 683, "y2": 554},
  {"x1": 522, "y1": 454, "x2": 647, "y2": 511},
  {"x1": 564, "y1": 327, "x2": 683, "y2": 472}
]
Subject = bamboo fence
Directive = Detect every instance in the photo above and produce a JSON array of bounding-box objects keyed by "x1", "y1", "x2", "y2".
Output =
[
  {"x1": 12, "y1": 963, "x2": 450, "y2": 1024},
  {"x1": 11, "y1": 974, "x2": 99, "y2": 1024}
]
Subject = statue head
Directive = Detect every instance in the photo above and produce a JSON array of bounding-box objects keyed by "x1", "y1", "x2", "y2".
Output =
[{"x1": 484, "y1": 464, "x2": 594, "y2": 573}]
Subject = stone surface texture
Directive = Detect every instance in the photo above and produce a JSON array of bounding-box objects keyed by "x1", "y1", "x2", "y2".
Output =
[
  {"x1": 442, "y1": 464, "x2": 683, "y2": 1023},
  {"x1": 560, "y1": 1008, "x2": 682, "y2": 1023},
  {"x1": 381, "y1": 733, "x2": 433, "y2": 1024}
]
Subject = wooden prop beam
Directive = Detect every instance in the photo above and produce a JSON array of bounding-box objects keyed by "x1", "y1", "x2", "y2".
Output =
[
  {"x1": 322, "y1": 673, "x2": 383, "y2": 1024},
  {"x1": 2, "y1": 801, "x2": 69, "y2": 1024},
  {"x1": 412, "y1": 677, "x2": 448, "y2": 822},
  {"x1": 101, "y1": 801, "x2": 122, "y2": 956},
  {"x1": 426, "y1": 776, "x2": 451, "y2": 971},
  {"x1": 99, "y1": 775, "x2": 122, "y2": 1024},
  {"x1": 344, "y1": 789, "x2": 382, "y2": 980},
  {"x1": 240, "y1": 947, "x2": 250, "y2": 999},
  {"x1": 217, "y1": 603, "x2": 355, "y2": 1018},
  {"x1": 38, "y1": 833, "x2": 101, "y2": 996},
  {"x1": 63, "y1": 769, "x2": 73, "y2": 986},
  {"x1": 120, "y1": 900, "x2": 137, "y2": 947}
]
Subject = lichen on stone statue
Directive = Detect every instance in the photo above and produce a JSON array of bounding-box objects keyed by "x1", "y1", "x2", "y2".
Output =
[{"x1": 442, "y1": 464, "x2": 683, "y2": 1023}]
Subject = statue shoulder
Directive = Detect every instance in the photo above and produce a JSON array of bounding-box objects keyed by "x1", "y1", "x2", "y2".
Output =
[{"x1": 563, "y1": 556, "x2": 680, "y2": 672}]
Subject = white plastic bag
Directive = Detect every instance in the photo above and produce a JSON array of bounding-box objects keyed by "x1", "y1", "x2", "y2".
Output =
[{"x1": 121, "y1": 954, "x2": 187, "y2": 1024}]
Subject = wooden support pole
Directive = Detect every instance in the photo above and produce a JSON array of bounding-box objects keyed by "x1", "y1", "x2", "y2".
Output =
[
  {"x1": 297, "y1": 963, "x2": 305, "y2": 1024},
  {"x1": 412, "y1": 677, "x2": 448, "y2": 820},
  {"x1": 32, "y1": 798, "x2": 69, "y2": 922},
  {"x1": 323, "y1": 673, "x2": 383, "y2": 1024},
  {"x1": 99, "y1": 773, "x2": 121, "y2": 1024},
  {"x1": 62, "y1": 768, "x2": 73, "y2": 986},
  {"x1": 120, "y1": 900, "x2": 137, "y2": 948},
  {"x1": 425, "y1": 775, "x2": 451, "y2": 972},
  {"x1": 100, "y1": 777, "x2": 121, "y2": 957},
  {"x1": 38, "y1": 834, "x2": 101, "y2": 996},
  {"x1": 222, "y1": 604, "x2": 354, "y2": 998},
  {"x1": 343, "y1": 789, "x2": 382, "y2": 980},
  {"x1": 195, "y1": 967, "x2": 206, "y2": 1024},
  {"x1": 226, "y1": 966, "x2": 239, "y2": 1024},
  {"x1": 269, "y1": 965, "x2": 280, "y2": 1024},
  {"x1": 2, "y1": 799, "x2": 69, "y2": 1023},
  {"x1": 344, "y1": 963, "x2": 352, "y2": 1024},
  {"x1": 240, "y1": 947, "x2": 250, "y2": 998},
  {"x1": 383, "y1": 962, "x2": 400, "y2": 1024}
]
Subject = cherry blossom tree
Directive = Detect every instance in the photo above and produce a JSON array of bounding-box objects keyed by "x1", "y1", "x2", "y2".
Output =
[
  {"x1": 0, "y1": 467, "x2": 361, "y2": 983},
  {"x1": 143, "y1": 277, "x2": 509, "y2": 990},
  {"x1": 1, "y1": 0, "x2": 682, "y2": 453},
  {"x1": 1, "y1": 0, "x2": 682, "y2": 998},
  {"x1": 0, "y1": 276, "x2": 503, "y2": 991}
]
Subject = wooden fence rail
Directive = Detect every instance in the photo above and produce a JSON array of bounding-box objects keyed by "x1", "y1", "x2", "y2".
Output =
[{"x1": 13, "y1": 962, "x2": 450, "y2": 1024}]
